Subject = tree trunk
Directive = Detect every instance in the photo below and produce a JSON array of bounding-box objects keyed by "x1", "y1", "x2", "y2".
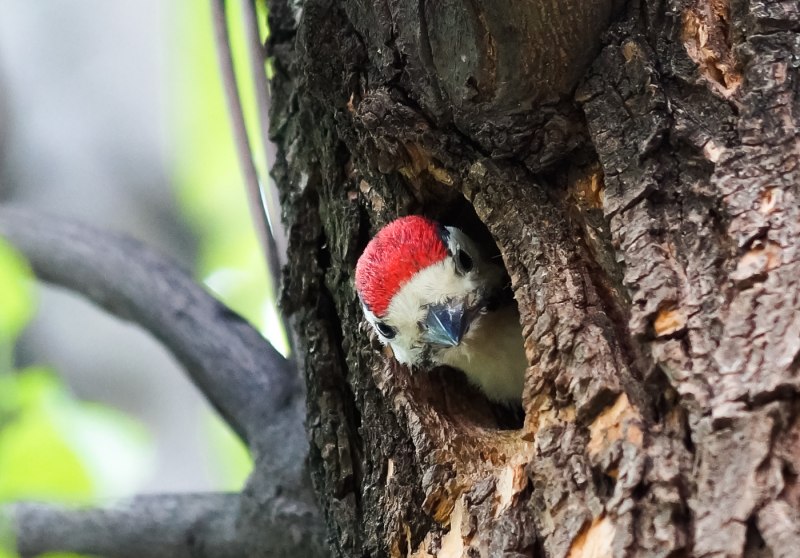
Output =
[{"x1": 268, "y1": 0, "x2": 800, "y2": 556}]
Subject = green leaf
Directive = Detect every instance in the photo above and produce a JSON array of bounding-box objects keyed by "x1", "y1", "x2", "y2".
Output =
[
  {"x1": 0, "y1": 403, "x2": 94, "y2": 502},
  {"x1": 0, "y1": 369, "x2": 92, "y2": 502},
  {"x1": 0, "y1": 368, "x2": 153, "y2": 502},
  {"x1": 56, "y1": 402, "x2": 153, "y2": 497}
]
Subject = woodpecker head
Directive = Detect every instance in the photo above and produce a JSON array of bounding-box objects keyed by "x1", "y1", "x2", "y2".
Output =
[{"x1": 355, "y1": 215, "x2": 504, "y2": 369}]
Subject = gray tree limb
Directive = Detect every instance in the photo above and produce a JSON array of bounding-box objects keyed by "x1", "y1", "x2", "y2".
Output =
[
  {"x1": 9, "y1": 493, "x2": 243, "y2": 558},
  {"x1": 0, "y1": 205, "x2": 329, "y2": 556},
  {"x1": 0, "y1": 205, "x2": 297, "y2": 447}
]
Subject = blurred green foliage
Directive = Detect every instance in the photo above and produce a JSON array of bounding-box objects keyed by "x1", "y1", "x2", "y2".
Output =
[
  {"x1": 0, "y1": 239, "x2": 152, "y2": 557},
  {"x1": 171, "y1": 0, "x2": 280, "y2": 491},
  {"x1": 0, "y1": 3, "x2": 279, "y2": 555},
  {"x1": 172, "y1": 0, "x2": 283, "y2": 345}
]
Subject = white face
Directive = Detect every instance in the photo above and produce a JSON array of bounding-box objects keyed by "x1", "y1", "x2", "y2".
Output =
[{"x1": 361, "y1": 226, "x2": 504, "y2": 367}]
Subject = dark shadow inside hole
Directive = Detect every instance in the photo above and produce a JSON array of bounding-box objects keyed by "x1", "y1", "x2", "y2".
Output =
[
  {"x1": 429, "y1": 198, "x2": 504, "y2": 264},
  {"x1": 592, "y1": 468, "x2": 617, "y2": 499},
  {"x1": 744, "y1": 517, "x2": 769, "y2": 556}
]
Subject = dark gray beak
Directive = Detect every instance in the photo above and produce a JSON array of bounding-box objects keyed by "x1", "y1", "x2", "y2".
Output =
[{"x1": 423, "y1": 300, "x2": 469, "y2": 347}]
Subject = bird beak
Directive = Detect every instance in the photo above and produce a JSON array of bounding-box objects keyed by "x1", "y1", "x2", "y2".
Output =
[{"x1": 423, "y1": 300, "x2": 469, "y2": 347}]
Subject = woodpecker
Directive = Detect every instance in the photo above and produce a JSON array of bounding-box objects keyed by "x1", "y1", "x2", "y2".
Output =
[{"x1": 355, "y1": 215, "x2": 527, "y2": 404}]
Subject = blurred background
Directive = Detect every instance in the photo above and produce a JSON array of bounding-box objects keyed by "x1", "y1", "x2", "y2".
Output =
[{"x1": 0, "y1": 1, "x2": 283, "y2": 554}]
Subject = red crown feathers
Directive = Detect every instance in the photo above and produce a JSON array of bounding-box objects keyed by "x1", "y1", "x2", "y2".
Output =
[{"x1": 355, "y1": 216, "x2": 448, "y2": 317}]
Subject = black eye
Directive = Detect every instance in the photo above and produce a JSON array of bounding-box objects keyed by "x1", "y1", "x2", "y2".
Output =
[
  {"x1": 376, "y1": 321, "x2": 396, "y2": 339},
  {"x1": 456, "y1": 249, "x2": 473, "y2": 272}
]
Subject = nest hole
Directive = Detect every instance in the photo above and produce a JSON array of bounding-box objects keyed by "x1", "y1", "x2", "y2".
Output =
[{"x1": 401, "y1": 198, "x2": 526, "y2": 432}]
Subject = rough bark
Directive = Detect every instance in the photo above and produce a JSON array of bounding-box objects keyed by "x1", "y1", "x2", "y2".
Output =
[{"x1": 269, "y1": 0, "x2": 800, "y2": 557}]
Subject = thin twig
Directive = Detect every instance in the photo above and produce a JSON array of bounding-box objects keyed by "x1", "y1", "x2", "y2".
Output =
[
  {"x1": 209, "y1": 0, "x2": 272, "y2": 262},
  {"x1": 0, "y1": 206, "x2": 296, "y2": 446},
  {"x1": 240, "y1": 0, "x2": 289, "y2": 266},
  {"x1": 210, "y1": 0, "x2": 294, "y2": 355}
]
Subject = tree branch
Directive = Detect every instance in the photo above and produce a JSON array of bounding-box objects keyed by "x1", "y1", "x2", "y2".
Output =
[
  {"x1": 8, "y1": 493, "x2": 242, "y2": 558},
  {"x1": 0, "y1": 205, "x2": 297, "y2": 447}
]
